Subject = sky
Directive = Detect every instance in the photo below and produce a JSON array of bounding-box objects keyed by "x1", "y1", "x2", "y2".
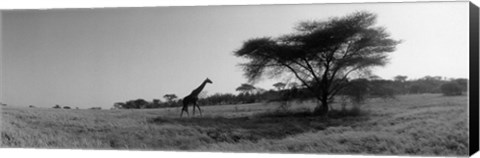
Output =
[{"x1": 1, "y1": 2, "x2": 470, "y2": 108}]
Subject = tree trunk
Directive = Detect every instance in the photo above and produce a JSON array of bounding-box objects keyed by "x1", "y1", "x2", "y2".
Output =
[{"x1": 314, "y1": 97, "x2": 329, "y2": 116}]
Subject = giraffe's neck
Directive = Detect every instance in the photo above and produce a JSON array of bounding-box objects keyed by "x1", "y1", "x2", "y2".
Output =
[{"x1": 190, "y1": 80, "x2": 208, "y2": 96}]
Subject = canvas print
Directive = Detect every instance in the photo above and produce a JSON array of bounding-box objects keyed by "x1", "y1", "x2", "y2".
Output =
[{"x1": 0, "y1": 2, "x2": 474, "y2": 157}]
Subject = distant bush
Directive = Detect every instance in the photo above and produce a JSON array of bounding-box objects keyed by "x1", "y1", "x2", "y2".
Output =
[
  {"x1": 339, "y1": 78, "x2": 397, "y2": 112},
  {"x1": 440, "y1": 82, "x2": 463, "y2": 96},
  {"x1": 63, "y1": 106, "x2": 71, "y2": 109},
  {"x1": 408, "y1": 84, "x2": 426, "y2": 94},
  {"x1": 453, "y1": 78, "x2": 468, "y2": 92},
  {"x1": 342, "y1": 78, "x2": 397, "y2": 103},
  {"x1": 408, "y1": 76, "x2": 445, "y2": 94},
  {"x1": 114, "y1": 98, "x2": 170, "y2": 109},
  {"x1": 111, "y1": 76, "x2": 467, "y2": 110},
  {"x1": 343, "y1": 79, "x2": 370, "y2": 105},
  {"x1": 369, "y1": 81, "x2": 396, "y2": 100},
  {"x1": 53, "y1": 105, "x2": 61, "y2": 109},
  {"x1": 89, "y1": 107, "x2": 102, "y2": 110}
]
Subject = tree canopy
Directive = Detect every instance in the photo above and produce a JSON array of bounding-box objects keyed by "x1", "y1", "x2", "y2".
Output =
[
  {"x1": 394, "y1": 75, "x2": 408, "y2": 82},
  {"x1": 234, "y1": 11, "x2": 401, "y2": 115},
  {"x1": 163, "y1": 94, "x2": 178, "y2": 102},
  {"x1": 273, "y1": 82, "x2": 287, "y2": 91},
  {"x1": 236, "y1": 83, "x2": 256, "y2": 94}
]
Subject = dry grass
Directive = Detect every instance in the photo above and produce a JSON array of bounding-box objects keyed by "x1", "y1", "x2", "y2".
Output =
[{"x1": 0, "y1": 94, "x2": 469, "y2": 156}]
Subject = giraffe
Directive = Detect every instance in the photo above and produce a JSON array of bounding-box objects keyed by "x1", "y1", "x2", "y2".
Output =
[{"x1": 180, "y1": 78, "x2": 213, "y2": 117}]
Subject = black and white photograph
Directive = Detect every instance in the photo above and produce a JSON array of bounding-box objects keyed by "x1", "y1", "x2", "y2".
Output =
[{"x1": 0, "y1": 1, "x2": 477, "y2": 157}]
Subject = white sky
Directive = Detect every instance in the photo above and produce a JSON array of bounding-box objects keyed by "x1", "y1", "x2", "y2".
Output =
[{"x1": 1, "y1": 2, "x2": 470, "y2": 108}]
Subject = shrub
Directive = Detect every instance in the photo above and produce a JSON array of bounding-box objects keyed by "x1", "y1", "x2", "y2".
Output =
[
  {"x1": 370, "y1": 83, "x2": 396, "y2": 100},
  {"x1": 409, "y1": 84, "x2": 428, "y2": 94},
  {"x1": 453, "y1": 78, "x2": 468, "y2": 92},
  {"x1": 343, "y1": 79, "x2": 370, "y2": 105},
  {"x1": 440, "y1": 82, "x2": 463, "y2": 96}
]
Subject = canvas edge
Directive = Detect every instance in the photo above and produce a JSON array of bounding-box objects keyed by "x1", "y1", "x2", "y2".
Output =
[
  {"x1": 469, "y1": 1, "x2": 480, "y2": 156},
  {"x1": 0, "y1": 1, "x2": 476, "y2": 158}
]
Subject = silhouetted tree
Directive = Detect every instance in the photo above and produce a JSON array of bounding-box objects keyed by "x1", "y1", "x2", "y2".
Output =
[
  {"x1": 63, "y1": 106, "x2": 71, "y2": 109},
  {"x1": 29, "y1": 105, "x2": 35, "y2": 108},
  {"x1": 53, "y1": 105, "x2": 61, "y2": 109},
  {"x1": 163, "y1": 94, "x2": 178, "y2": 102},
  {"x1": 393, "y1": 75, "x2": 408, "y2": 82},
  {"x1": 273, "y1": 82, "x2": 287, "y2": 91},
  {"x1": 235, "y1": 11, "x2": 400, "y2": 115},
  {"x1": 236, "y1": 83, "x2": 256, "y2": 94},
  {"x1": 123, "y1": 99, "x2": 145, "y2": 109},
  {"x1": 134, "y1": 99, "x2": 149, "y2": 109},
  {"x1": 124, "y1": 100, "x2": 136, "y2": 109}
]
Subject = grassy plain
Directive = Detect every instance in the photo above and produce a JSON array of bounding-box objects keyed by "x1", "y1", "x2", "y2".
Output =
[{"x1": 0, "y1": 94, "x2": 469, "y2": 156}]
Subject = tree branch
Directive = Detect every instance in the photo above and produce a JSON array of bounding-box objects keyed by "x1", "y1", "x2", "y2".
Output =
[
  {"x1": 301, "y1": 57, "x2": 321, "y2": 84},
  {"x1": 342, "y1": 42, "x2": 352, "y2": 59},
  {"x1": 327, "y1": 66, "x2": 361, "y2": 97},
  {"x1": 281, "y1": 62, "x2": 318, "y2": 97}
]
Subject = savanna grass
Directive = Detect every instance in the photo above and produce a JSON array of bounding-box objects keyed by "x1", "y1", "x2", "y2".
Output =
[{"x1": 1, "y1": 94, "x2": 469, "y2": 156}]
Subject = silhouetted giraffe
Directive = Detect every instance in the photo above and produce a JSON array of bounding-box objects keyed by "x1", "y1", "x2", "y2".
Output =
[{"x1": 180, "y1": 78, "x2": 213, "y2": 117}]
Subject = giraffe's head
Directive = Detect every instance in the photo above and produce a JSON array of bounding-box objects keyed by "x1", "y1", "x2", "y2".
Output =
[{"x1": 205, "y1": 78, "x2": 213, "y2": 84}]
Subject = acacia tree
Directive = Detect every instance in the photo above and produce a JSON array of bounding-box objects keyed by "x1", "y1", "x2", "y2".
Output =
[
  {"x1": 163, "y1": 94, "x2": 178, "y2": 102},
  {"x1": 273, "y1": 82, "x2": 287, "y2": 91},
  {"x1": 393, "y1": 75, "x2": 408, "y2": 82},
  {"x1": 236, "y1": 83, "x2": 256, "y2": 94},
  {"x1": 234, "y1": 11, "x2": 400, "y2": 115}
]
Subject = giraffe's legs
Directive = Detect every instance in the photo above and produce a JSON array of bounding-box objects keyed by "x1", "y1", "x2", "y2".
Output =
[
  {"x1": 192, "y1": 102, "x2": 196, "y2": 116},
  {"x1": 180, "y1": 104, "x2": 189, "y2": 118},
  {"x1": 194, "y1": 102, "x2": 202, "y2": 117},
  {"x1": 198, "y1": 105, "x2": 202, "y2": 117}
]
